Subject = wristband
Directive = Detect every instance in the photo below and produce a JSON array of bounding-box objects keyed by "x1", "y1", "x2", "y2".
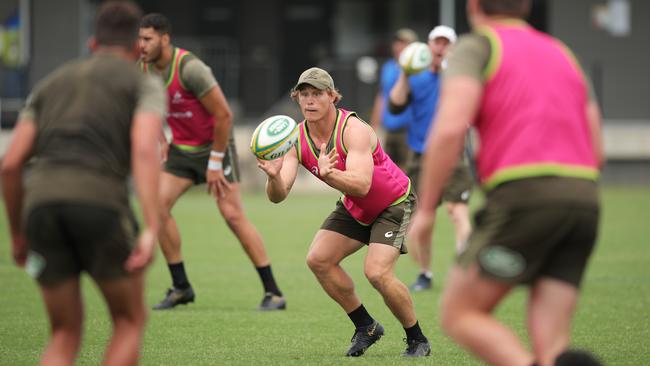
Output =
[
  {"x1": 210, "y1": 150, "x2": 225, "y2": 158},
  {"x1": 208, "y1": 160, "x2": 223, "y2": 171}
]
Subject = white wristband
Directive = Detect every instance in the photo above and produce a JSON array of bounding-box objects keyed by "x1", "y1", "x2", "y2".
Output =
[
  {"x1": 208, "y1": 160, "x2": 223, "y2": 171},
  {"x1": 210, "y1": 150, "x2": 225, "y2": 158}
]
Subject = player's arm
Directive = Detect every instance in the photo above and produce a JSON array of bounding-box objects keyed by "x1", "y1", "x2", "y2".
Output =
[
  {"x1": 259, "y1": 146, "x2": 299, "y2": 203},
  {"x1": 586, "y1": 100, "x2": 604, "y2": 170},
  {"x1": 388, "y1": 72, "x2": 412, "y2": 115},
  {"x1": 370, "y1": 92, "x2": 383, "y2": 130},
  {"x1": 320, "y1": 117, "x2": 373, "y2": 197},
  {"x1": 1, "y1": 117, "x2": 37, "y2": 267},
  {"x1": 200, "y1": 84, "x2": 233, "y2": 195},
  {"x1": 125, "y1": 76, "x2": 166, "y2": 272}
]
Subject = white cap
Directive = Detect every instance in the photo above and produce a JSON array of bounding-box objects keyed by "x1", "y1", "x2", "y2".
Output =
[{"x1": 428, "y1": 25, "x2": 457, "y2": 44}]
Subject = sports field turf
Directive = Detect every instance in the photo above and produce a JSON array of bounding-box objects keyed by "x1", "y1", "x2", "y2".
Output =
[{"x1": 1, "y1": 185, "x2": 649, "y2": 365}]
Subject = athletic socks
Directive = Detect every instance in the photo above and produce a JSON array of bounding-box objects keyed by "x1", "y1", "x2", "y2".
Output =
[
  {"x1": 404, "y1": 321, "x2": 427, "y2": 342},
  {"x1": 169, "y1": 262, "x2": 190, "y2": 289},
  {"x1": 347, "y1": 304, "x2": 374, "y2": 329},
  {"x1": 256, "y1": 265, "x2": 282, "y2": 296}
]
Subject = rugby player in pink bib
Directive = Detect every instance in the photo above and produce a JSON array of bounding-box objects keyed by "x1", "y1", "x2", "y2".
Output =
[
  {"x1": 257, "y1": 67, "x2": 431, "y2": 358},
  {"x1": 139, "y1": 13, "x2": 286, "y2": 311},
  {"x1": 408, "y1": 1, "x2": 604, "y2": 365}
]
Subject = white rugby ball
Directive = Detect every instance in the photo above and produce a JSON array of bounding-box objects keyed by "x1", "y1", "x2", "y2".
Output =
[
  {"x1": 398, "y1": 42, "x2": 432, "y2": 75},
  {"x1": 250, "y1": 115, "x2": 299, "y2": 160}
]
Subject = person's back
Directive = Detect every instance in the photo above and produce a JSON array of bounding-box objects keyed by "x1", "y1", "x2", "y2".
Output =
[
  {"x1": 474, "y1": 22, "x2": 598, "y2": 189},
  {"x1": 24, "y1": 55, "x2": 148, "y2": 215},
  {"x1": 1, "y1": 2, "x2": 166, "y2": 365}
]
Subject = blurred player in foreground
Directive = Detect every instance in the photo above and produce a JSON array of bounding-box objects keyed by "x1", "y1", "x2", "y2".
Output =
[
  {"x1": 139, "y1": 13, "x2": 285, "y2": 311},
  {"x1": 1, "y1": 1, "x2": 165, "y2": 364},
  {"x1": 408, "y1": 0, "x2": 604, "y2": 365},
  {"x1": 257, "y1": 67, "x2": 430, "y2": 358}
]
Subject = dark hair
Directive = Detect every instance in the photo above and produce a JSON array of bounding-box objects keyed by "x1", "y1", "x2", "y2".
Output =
[
  {"x1": 140, "y1": 13, "x2": 172, "y2": 35},
  {"x1": 479, "y1": 0, "x2": 531, "y2": 18},
  {"x1": 94, "y1": 1, "x2": 142, "y2": 48}
]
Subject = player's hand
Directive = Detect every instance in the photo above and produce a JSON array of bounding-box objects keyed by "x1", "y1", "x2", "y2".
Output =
[
  {"x1": 207, "y1": 167, "x2": 231, "y2": 198},
  {"x1": 318, "y1": 143, "x2": 338, "y2": 178},
  {"x1": 407, "y1": 210, "x2": 436, "y2": 247},
  {"x1": 160, "y1": 141, "x2": 170, "y2": 163},
  {"x1": 257, "y1": 156, "x2": 284, "y2": 179},
  {"x1": 11, "y1": 233, "x2": 28, "y2": 267},
  {"x1": 125, "y1": 228, "x2": 156, "y2": 272}
]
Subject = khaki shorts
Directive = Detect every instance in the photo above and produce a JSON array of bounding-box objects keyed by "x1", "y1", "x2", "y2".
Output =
[
  {"x1": 165, "y1": 135, "x2": 240, "y2": 185},
  {"x1": 25, "y1": 202, "x2": 138, "y2": 286},
  {"x1": 320, "y1": 192, "x2": 416, "y2": 254},
  {"x1": 383, "y1": 128, "x2": 409, "y2": 170},
  {"x1": 458, "y1": 177, "x2": 600, "y2": 287},
  {"x1": 407, "y1": 152, "x2": 473, "y2": 204}
]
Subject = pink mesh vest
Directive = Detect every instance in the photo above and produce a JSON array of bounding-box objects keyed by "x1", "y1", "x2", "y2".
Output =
[
  {"x1": 474, "y1": 22, "x2": 599, "y2": 190},
  {"x1": 297, "y1": 109, "x2": 411, "y2": 225},
  {"x1": 143, "y1": 48, "x2": 215, "y2": 147}
]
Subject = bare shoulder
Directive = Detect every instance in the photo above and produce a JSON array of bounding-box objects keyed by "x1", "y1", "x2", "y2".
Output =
[{"x1": 343, "y1": 115, "x2": 374, "y2": 147}]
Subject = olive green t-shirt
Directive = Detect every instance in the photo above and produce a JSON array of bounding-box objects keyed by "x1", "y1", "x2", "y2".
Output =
[
  {"x1": 140, "y1": 47, "x2": 218, "y2": 98},
  {"x1": 444, "y1": 32, "x2": 596, "y2": 102},
  {"x1": 20, "y1": 53, "x2": 166, "y2": 214}
]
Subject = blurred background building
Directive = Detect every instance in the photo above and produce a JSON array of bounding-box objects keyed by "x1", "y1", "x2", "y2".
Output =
[{"x1": 1, "y1": 0, "x2": 648, "y2": 183}]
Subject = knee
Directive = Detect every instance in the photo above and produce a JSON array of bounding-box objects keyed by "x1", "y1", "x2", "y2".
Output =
[
  {"x1": 306, "y1": 252, "x2": 332, "y2": 275},
  {"x1": 364, "y1": 266, "x2": 391, "y2": 290},
  {"x1": 220, "y1": 204, "x2": 244, "y2": 227}
]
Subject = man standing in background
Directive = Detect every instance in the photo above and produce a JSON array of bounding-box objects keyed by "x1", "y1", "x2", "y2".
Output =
[
  {"x1": 139, "y1": 13, "x2": 286, "y2": 311},
  {"x1": 370, "y1": 28, "x2": 418, "y2": 170},
  {"x1": 389, "y1": 25, "x2": 473, "y2": 291}
]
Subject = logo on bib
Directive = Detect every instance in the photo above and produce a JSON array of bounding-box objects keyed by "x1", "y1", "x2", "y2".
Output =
[{"x1": 384, "y1": 231, "x2": 394, "y2": 238}]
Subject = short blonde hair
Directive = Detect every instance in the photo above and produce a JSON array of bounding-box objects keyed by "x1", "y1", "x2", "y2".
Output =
[{"x1": 290, "y1": 86, "x2": 343, "y2": 105}]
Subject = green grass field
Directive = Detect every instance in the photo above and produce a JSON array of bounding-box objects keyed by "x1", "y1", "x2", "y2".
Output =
[{"x1": 1, "y1": 185, "x2": 649, "y2": 365}]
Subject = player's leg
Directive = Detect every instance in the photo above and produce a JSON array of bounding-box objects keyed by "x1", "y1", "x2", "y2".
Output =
[
  {"x1": 447, "y1": 201, "x2": 472, "y2": 253},
  {"x1": 364, "y1": 243, "x2": 430, "y2": 357},
  {"x1": 154, "y1": 171, "x2": 194, "y2": 309},
  {"x1": 527, "y1": 278, "x2": 578, "y2": 366},
  {"x1": 218, "y1": 140, "x2": 285, "y2": 309},
  {"x1": 39, "y1": 279, "x2": 84, "y2": 366},
  {"x1": 440, "y1": 264, "x2": 533, "y2": 366},
  {"x1": 405, "y1": 152, "x2": 434, "y2": 291},
  {"x1": 306, "y1": 229, "x2": 365, "y2": 311},
  {"x1": 306, "y1": 229, "x2": 377, "y2": 357},
  {"x1": 96, "y1": 273, "x2": 147, "y2": 366}
]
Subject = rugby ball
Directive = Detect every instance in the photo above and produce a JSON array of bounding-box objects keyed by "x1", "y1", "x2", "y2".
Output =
[
  {"x1": 250, "y1": 115, "x2": 299, "y2": 160},
  {"x1": 398, "y1": 42, "x2": 432, "y2": 75}
]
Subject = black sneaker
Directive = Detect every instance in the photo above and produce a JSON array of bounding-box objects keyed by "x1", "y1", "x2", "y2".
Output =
[
  {"x1": 345, "y1": 321, "x2": 384, "y2": 357},
  {"x1": 402, "y1": 338, "x2": 431, "y2": 357},
  {"x1": 152, "y1": 286, "x2": 195, "y2": 310},
  {"x1": 257, "y1": 292, "x2": 286, "y2": 311},
  {"x1": 409, "y1": 273, "x2": 432, "y2": 292}
]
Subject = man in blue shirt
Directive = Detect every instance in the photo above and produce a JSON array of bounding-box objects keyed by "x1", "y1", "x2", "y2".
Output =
[
  {"x1": 370, "y1": 28, "x2": 418, "y2": 170},
  {"x1": 389, "y1": 25, "x2": 474, "y2": 291}
]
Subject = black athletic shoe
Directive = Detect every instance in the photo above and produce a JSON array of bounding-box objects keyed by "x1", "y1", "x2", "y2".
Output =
[
  {"x1": 257, "y1": 292, "x2": 286, "y2": 311},
  {"x1": 152, "y1": 286, "x2": 195, "y2": 310},
  {"x1": 409, "y1": 273, "x2": 432, "y2": 292},
  {"x1": 345, "y1": 321, "x2": 384, "y2": 357},
  {"x1": 402, "y1": 338, "x2": 431, "y2": 357}
]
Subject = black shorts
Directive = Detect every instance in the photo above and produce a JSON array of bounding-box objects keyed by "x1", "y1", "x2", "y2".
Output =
[
  {"x1": 165, "y1": 135, "x2": 240, "y2": 185},
  {"x1": 320, "y1": 192, "x2": 416, "y2": 254},
  {"x1": 458, "y1": 177, "x2": 600, "y2": 287},
  {"x1": 25, "y1": 202, "x2": 138, "y2": 286}
]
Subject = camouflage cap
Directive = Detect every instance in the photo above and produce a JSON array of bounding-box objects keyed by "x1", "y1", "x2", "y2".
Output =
[{"x1": 293, "y1": 67, "x2": 335, "y2": 91}]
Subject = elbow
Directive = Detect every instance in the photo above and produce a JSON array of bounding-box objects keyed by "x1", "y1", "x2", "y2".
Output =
[
  {"x1": 0, "y1": 158, "x2": 20, "y2": 178},
  {"x1": 350, "y1": 181, "x2": 371, "y2": 198}
]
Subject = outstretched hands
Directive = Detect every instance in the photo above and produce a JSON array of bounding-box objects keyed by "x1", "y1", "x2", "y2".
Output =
[{"x1": 318, "y1": 143, "x2": 338, "y2": 178}]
